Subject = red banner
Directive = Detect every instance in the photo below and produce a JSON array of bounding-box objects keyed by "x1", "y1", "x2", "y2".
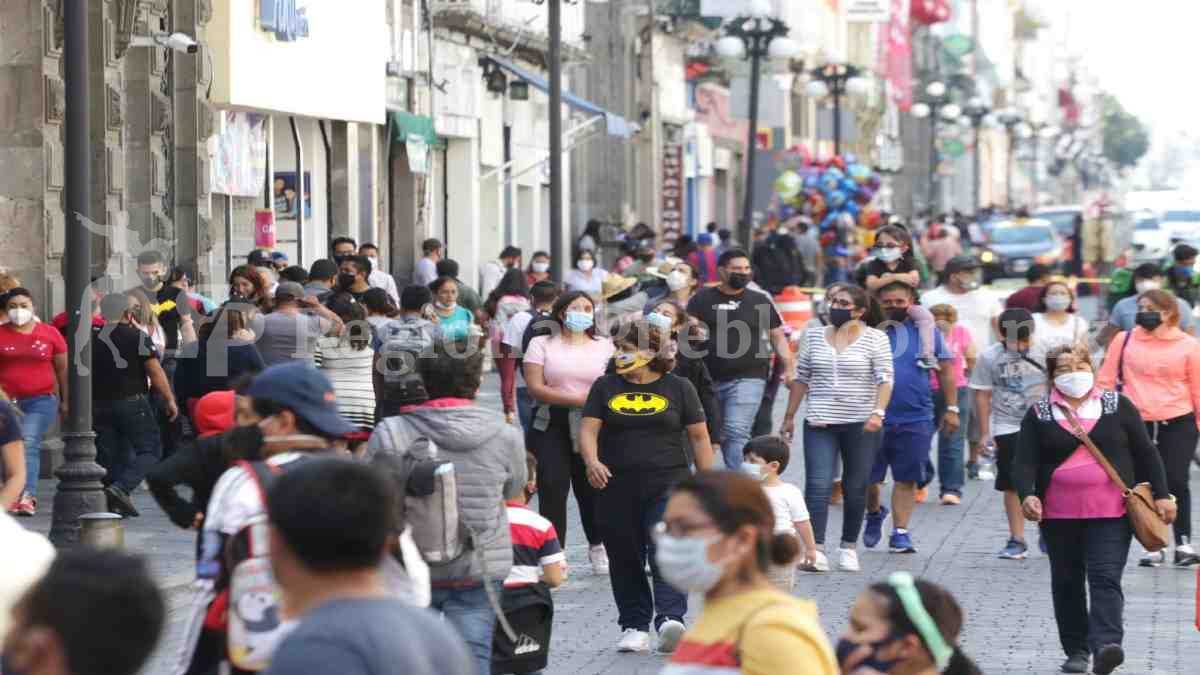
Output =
[
  {"x1": 254, "y1": 209, "x2": 276, "y2": 249},
  {"x1": 880, "y1": 0, "x2": 913, "y2": 111}
]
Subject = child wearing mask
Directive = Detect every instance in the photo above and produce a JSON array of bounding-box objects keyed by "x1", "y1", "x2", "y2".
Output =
[
  {"x1": 742, "y1": 435, "x2": 820, "y2": 587},
  {"x1": 861, "y1": 225, "x2": 938, "y2": 369}
]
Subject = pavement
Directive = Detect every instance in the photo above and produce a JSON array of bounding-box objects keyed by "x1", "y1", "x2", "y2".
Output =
[{"x1": 19, "y1": 285, "x2": 1200, "y2": 674}]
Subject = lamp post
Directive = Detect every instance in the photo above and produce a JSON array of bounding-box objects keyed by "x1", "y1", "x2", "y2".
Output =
[
  {"x1": 910, "y1": 80, "x2": 960, "y2": 213},
  {"x1": 960, "y1": 97, "x2": 992, "y2": 217},
  {"x1": 50, "y1": 0, "x2": 105, "y2": 545},
  {"x1": 714, "y1": 0, "x2": 799, "y2": 251},
  {"x1": 995, "y1": 107, "x2": 1026, "y2": 211},
  {"x1": 805, "y1": 63, "x2": 871, "y2": 156}
]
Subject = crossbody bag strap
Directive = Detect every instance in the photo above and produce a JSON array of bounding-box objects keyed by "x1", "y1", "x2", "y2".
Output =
[
  {"x1": 1053, "y1": 402, "x2": 1129, "y2": 492},
  {"x1": 1116, "y1": 330, "x2": 1133, "y2": 392}
]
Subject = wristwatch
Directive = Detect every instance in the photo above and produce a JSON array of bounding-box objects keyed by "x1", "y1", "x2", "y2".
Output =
[
  {"x1": 871, "y1": 408, "x2": 886, "y2": 419},
  {"x1": 946, "y1": 406, "x2": 961, "y2": 414}
]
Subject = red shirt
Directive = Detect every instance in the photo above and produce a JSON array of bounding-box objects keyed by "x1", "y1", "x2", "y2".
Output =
[
  {"x1": 1004, "y1": 284, "x2": 1043, "y2": 312},
  {"x1": 0, "y1": 323, "x2": 67, "y2": 399},
  {"x1": 51, "y1": 312, "x2": 105, "y2": 338}
]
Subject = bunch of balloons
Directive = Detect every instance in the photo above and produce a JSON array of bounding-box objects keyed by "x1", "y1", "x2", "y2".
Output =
[{"x1": 771, "y1": 153, "x2": 883, "y2": 236}]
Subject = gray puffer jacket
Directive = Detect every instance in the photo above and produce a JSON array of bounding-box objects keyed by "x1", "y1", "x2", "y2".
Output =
[{"x1": 367, "y1": 401, "x2": 526, "y2": 584}]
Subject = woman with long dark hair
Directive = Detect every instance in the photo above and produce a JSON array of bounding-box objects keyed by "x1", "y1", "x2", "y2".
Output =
[
  {"x1": 485, "y1": 269, "x2": 532, "y2": 424},
  {"x1": 362, "y1": 287, "x2": 400, "y2": 335},
  {"x1": 526, "y1": 250, "x2": 552, "y2": 286},
  {"x1": 173, "y1": 304, "x2": 264, "y2": 417},
  {"x1": 646, "y1": 298, "x2": 722, "y2": 449},
  {"x1": 229, "y1": 264, "x2": 271, "y2": 312}
]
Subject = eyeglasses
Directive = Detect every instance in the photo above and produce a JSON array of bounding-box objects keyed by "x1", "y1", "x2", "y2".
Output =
[{"x1": 828, "y1": 298, "x2": 854, "y2": 309}]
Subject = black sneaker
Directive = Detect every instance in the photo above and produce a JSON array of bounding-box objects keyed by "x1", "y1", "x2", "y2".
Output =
[
  {"x1": 104, "y1": 485, "x2": 140, "y2": 518},
  {"x1": 1061, "y1": 652, "x2": 1089, "y2": 673},
  {"x1": 1092, "y1": 644, "x2": 1124, "y2": 675},
  {"x1": 1174, "y1": 545, "x2": 1200, "y2": 567}
]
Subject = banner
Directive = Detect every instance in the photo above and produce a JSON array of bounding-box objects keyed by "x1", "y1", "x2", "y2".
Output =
[
  {"x1": 210, "y1": 112, "x2": 268, "y2": 197},
  {"x1": 879, "y1": 0, "x2": 913, "y2": 112},
  {"x1": 254, "y1": 209, "x2": 276, "y2": 249},
  {"x1": 661, "y1": 144, "x2": 684, "y2": 242}
]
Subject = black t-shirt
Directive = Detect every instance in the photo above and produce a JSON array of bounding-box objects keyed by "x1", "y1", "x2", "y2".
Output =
[
  {"x1": 92, "y1": 323, "x2": 157, "y2": 400},
  {"x1": 687, "y1": 286, "x2": 782, "y2": 382},
  {"x1": 582, "y1": 372, "x2": 704, "y2": 473},
  {"x1": 154, "y1": 285, "x2": 186, "y2": 352},
  {"x1": 855, "y1": 257, "x2": 916, "y2": 286}
]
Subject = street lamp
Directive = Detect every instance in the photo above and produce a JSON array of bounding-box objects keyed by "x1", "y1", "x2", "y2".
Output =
[
  {"x1": 995, "y1": 107, "x2": 1026, "y2": 211},
  {"x1": 910, "y1": 80, "x2": 955, "y2": 213},
  {"x1": 715, "y1": 3, "x2": 798, "y2": 249},
  {"x1": 806, "y1": 63, "x2": 870, "y2": 156},
  {"x1": 960, "y1": 97, "x2": 992, "y2": 217}
]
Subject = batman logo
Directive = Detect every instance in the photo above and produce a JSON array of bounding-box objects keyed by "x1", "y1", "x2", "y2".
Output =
[{"x1": 608, "y1": 392, "x2": 669, "y2": 416}]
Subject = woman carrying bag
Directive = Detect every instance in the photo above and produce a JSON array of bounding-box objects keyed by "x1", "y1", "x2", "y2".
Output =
[{"x1": 1014, "y1": 343, "x2": 1175, "y2": 675}]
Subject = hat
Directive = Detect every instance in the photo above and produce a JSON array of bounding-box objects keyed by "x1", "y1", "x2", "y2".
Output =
[
  {"x1": 600, "y1": 274, "x2": 638, "y2": 300},
  {"x1": 275, "y1": 281, "x2": 306, "y2": 301},
  {"x1": 247, "y1": 249, "x2": 272, "y2": 267},
  {"x1": 943, "y1": 255, "x2": 981, "y2": 275},
  {"x1": 246, "y1": 363, "x2": 356, "y2": 437},
  {"x1": 697, "y1": 233, "x2": 714, "y2": 246},
  {"x1": 271, "y1": 251, "x2": 288, "y2": 263},
  {"x1": 646, "y1": 262, "x2": 675, "y2": 280},
  {"x1": 193, "y1": 390, "x2": 235, "y2": 439}
]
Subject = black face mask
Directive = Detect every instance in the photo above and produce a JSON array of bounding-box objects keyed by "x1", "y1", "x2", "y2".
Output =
[
  {"x1": 726, "y1": 272, "x2": 751, "y2": 290},
  {"x1": 828, "y1": 307, "x2": 854, "y2": 328},
  {"x1": 1135, "y1": 311, "x2": 1163, "y2": 331},
  {"x1": 835, "y1": 636, "x2": 902, "y2": 673},
  {"x1": 338, "y1": 272, "x2": 358, "y2": 289},
  {"x1": 885, "y1": 307, "x2": 909, "y2": 324}
]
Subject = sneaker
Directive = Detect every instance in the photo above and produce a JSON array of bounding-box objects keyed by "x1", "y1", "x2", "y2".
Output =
[
  {"x1": 862, "y1": 506, "x2": 889, "y2": 548},
  {"x1": 915, "y1": 486, "x2": 929, "y2": 503},
  {"x1": 589, "y1": 544, "x2": 610, "y2": 576},
  {"x1": 940, "y1": 493, "x2": 961, "y2": 506},
  {"x1": 1138, "y1": 550, "x2": 1165, "y2": 568},
  {"x1": 656, "y1": 619, "x2": 685, "y2": 654},
  {"x1": 977, "y1": 463, "x2": 996, "y2": 481},
  {"x1": 1092, "y1": 643, "x2": 1124, "y2": 675},
  {"x1": 1061, "y1": 652, "x2": 1089, "y2": 673},
  {"x1": 104, "y1": 485, "x2": 140, "y2": 518},
  {"x1": 1174, "y1": 543, "x2": 1200, "y2": 567},
  {"x1": 807, "y1": 550, "x2": 830, "y2": 572},
  {"x1": 830, "y1": 480, "x2": 844, "y2": 505},
  {"x1": 837, "y1": 547, "x2": 860, "y2": 572},
  {"x1": 9, "y1": 491, "x2": 36, "y2": 517},
  {"x1": 966, "y1": 461, "x2": 980, "y2": 480},
  {"x1": 616, "y1": 628, "x2": 650, "y2": 653},
  {"x1": 917, "y1": 355, "x2": 939, "y2": 370},
  {"x1": 889, "y1": 529, "x2": 917, "y2": 553},
  {"x1": 998, "y1": 538, "x2": 1029, "y2": 560}
]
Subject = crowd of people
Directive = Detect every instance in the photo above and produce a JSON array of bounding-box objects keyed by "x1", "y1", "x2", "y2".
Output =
[{"x1": 0, "y1": 213, "x2": 1195, "y2": 675}]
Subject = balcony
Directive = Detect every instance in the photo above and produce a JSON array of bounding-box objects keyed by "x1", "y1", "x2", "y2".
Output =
[{"x1": 430, "y1": 0, "x2": 588, "y2": 67}]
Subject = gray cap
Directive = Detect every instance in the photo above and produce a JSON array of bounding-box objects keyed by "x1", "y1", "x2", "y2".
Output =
[{"x1": 275, "y1": 281, "x2": 306, "y2": 301}]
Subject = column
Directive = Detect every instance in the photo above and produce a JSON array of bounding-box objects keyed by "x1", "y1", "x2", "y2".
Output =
[{"x1": 330, "y1": 121, "x2": 360, "y2": 240}]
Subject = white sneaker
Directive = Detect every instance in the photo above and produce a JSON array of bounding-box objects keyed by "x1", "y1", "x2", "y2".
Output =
[
  {"x1": 1139, "y1": 549, "x2": 1165, "y2": 567},
  {"x1": 838, "y1": 547, "x2": 861, "y2": 572},
  {"x1": 617, "y1": 628, "x2": 650, "y2": 653},
  {"x1": 589, "y1": 545, "x2": 610, "y2": 575},
  {"x1": 800, "y1": 550, "x2": 829, "y2": 572},
  {"x1": 656, "y1": 619, "x2": 686, "y2": 654}
]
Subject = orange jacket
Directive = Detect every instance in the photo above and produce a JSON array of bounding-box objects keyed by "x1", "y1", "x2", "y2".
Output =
[{"x1": 1097, "y1": 327, "x2": 1200, "y2": 423}]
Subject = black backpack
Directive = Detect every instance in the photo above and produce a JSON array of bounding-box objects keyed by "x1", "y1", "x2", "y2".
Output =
[{"x1": 490, "y1": 583, "x2": 554, "y2": 674}]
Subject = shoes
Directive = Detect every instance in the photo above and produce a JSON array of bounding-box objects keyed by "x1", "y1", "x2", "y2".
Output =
[
  {"x1": 104, "y1": 485, "x2": 140, "y2": 518},
  {"x1": 978, "y1": 462, "x2": 996, "y2": 481},
  {"x1": 889, "y1": 528, "x2": 917, "y2": 554},
  {"x1": 966, "y1": 461, "x2": 980, "y2": 480},
  {"x1": 830, "y1": 480, "x2": 844, "y2": 505},
  {"x1": 1061, "y1": 652, "x2": 1089, "y2": 673},
  {"x1": 1138, "y1": 550, "x2": 1165, "y2": 568},
  {"x1": 862, "y1": 506, "x2": 889, "y2": 548},
  {"x1": 8, "y1": 491, "x2": 36, "y2": 517},
  {"x1": 1174, "y1": 542, "x2": 1200, "y2": 567},
  {"x1": 1092, "y1": 643, "x2": 1124, "y2": 675},
  {"x1": 617, "y1": 628, "x2": 650, "y2": 653},
  {"x1": 940, "y1": 493, "x2": 961, "y2": 506},
  {"x1": 915, "y1": 486, "x2": 929, "y2": 503},
  {"x1": 808, "y1": 550, "x2": 830, "y2": 572},
  {"x1": 589, "y1": 544, "x2": 610, "y2": 575},
  {"x1": 656, "y1": 619, "x2": 685, "y2": 654},
  {"x1": 998, "y1": 538, "x2": 1029, "y2": 560},
  {"x1": 837, "y1": 547, "x2": 860, "y2": 572},
  {"x1": 917, "y1": 355, "x2": 939, "y2": 370}
]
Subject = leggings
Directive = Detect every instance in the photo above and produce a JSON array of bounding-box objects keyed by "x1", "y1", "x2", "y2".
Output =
[
  {"x1": 1146, "y1": 413, "x2": 1197, "y2": 544},
  {"x1": 527, "y1": 407, "x2": 601, "y2": 548}
]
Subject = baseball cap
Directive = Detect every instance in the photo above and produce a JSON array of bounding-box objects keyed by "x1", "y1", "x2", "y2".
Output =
[
  {"x1": 275, "y1": 281, "x2": 306, "y2": 301},
  {"x1": 943, "y1": 255, "x2": 981, "y2": 275},
  {"x1": 271, "y1": 251, "x2": 288, "y2": 264},
  {"x1": 246, "y1": 363, "x2": 355, "y2": 437},
  {"x1": 193, "y1": 390, "x2": 235, "y2": 439},
  {"x1": 697, "y1": 233, "x2": 714, "y2": 246},
  {"x1": 247, "y1": 249, "x2": 272, "y2": 267}
]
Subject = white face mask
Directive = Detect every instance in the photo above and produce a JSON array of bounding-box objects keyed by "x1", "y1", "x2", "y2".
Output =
[
  {"x1": 1054, "y1": 371, "x2": 1095, "y2": 399},
  {"x1": 577, "y1": 259, "x2": 595, "y2": 272},
  {"x1": 532, "y1": 261, "x2": 550, "y2": 273},
  {"x1": 654, "y1": 531, "x2": 725, "y2": 593},
  {"x1": 1135, "y1": 280, "x2": 1160, "y2": 293},
  {"x1": 1044, "y1": 294, "x2": 1072, "y2": 311},
  {"x1": 7, "y1": 308, "x2": 33, "y2": 326},
  {"x1": 876, "y1": 247, "x2": 903, "y2": 263},
  {"x1": 739, "y1": 462, "x2": 767, "y2": 481},
  {"x1": 666, "y1": 270, "x2": 690, "y2": 292}
]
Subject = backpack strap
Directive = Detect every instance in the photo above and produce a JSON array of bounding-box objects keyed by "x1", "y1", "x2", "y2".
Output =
[
  {"x1": 1116, "y1": 329, "x2": 1133, "y2": 393},
  {"x1": 236, "y1": 459, "x2": 280, "y2": 509}
]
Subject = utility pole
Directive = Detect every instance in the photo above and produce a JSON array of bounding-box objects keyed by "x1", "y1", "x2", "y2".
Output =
[{"x1": 548, "y1": 0, "x2": 564, "y2": 282}]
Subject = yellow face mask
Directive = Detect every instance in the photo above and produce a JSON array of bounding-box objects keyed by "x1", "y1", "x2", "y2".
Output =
[{"x1": 614, "y1": 350, "x2": 653, "y2": 374}]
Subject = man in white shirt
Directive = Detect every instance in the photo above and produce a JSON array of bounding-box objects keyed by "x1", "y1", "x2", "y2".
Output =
[
  {"x1": 480, "y1": 246, "x2": 522, "y2": 300},
  {"x1": 414, "y1": 238, "x2": 442, "y2": 287},
  {"x1": 359, "y1": 243, "x2": 401, "y2": 305}
]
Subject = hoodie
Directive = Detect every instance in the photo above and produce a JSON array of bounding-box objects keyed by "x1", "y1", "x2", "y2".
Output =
[
  {"x1": 1096, "y1": 326, "x2": 1200, "y2": 422},
  {"x1": 367, "y1": 400, "x2": 526, "y2": 584}
]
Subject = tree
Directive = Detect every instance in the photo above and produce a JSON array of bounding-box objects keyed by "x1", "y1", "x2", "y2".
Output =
[{"x1": 1100, "y1": 94, "x2": 1149, "y2": 170}]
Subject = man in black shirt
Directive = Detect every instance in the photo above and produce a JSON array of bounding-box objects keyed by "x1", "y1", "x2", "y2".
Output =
[
  {"x1": 337, "y1": 255, "x2": 373, "y2": 303},
  {"x1": 134, "y1": 250, "x2": 193, "y2": 356},
  {"x1": 93, "y1": 293, "x2": 180, "y2": 517},
  {"x1": 687, "y1": 249, "x2": 793, "y2": 469}
]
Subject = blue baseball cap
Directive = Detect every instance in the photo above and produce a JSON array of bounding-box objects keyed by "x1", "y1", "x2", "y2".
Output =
[
  {"x1": 697, "y1": 233, "x2": 714, "y2": 246},
  {"x1": 271, "y1": 251, "x2": 288, "y2": 263},
  {"x1": 246, "y1": 362, "x2": 356, "y2": 437}
]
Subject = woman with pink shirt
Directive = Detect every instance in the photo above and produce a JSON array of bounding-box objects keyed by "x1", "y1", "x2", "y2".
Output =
[
  {"x1": 1096, "y1": 288, "x2": 1200, "y2": 568},
  {"x1": 523, "y1": 290, "x2": 615, "y2": 575},
  {"x1": 1015, "y1": 344, "x2": 1174, "y2": 675},
  {"x1": 929, "y1": 303, "x2": 978, "y2": 505}
]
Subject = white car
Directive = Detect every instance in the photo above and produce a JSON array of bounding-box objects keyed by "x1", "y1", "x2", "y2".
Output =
[{"x1": 1130, "y1": 212, "x2": 1171, "y2": 264}]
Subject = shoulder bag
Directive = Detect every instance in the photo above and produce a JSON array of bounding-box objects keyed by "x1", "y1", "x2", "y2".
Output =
[
  {"x1": 1053, "y1": 403, "x2": 1169, "y2": 551},
  {"x1": 1116, "y1": 329, "x2": 1134, "y2": 393}
]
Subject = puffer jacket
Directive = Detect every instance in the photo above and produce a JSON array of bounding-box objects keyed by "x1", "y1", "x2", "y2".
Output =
[{"x1": 367, "y1": 399, "x2": 526, "y2": 585}]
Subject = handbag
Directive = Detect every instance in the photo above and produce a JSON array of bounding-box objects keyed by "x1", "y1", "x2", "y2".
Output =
[{"x1": 1054, "y1": 403, "x2": 1170, "y2": 552}]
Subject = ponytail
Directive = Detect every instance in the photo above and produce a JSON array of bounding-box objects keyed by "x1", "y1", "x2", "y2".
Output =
[{"x1": 943, "y1": 646, "x2": 982, "y2": 675}]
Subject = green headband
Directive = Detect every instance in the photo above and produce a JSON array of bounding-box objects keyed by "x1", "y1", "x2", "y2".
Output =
[{"x1": 887, "y1": 572, "x2": 953, "y2": 671}]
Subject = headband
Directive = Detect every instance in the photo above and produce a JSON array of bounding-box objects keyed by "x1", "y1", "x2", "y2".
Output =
[{"x1": 887, "y1": 571, "x2": 953, "y2": 671}]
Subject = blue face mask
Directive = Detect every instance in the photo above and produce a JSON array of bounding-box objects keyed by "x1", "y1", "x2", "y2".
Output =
[
  {"x1": 564, "y1": 310, "x2": 594, "y2": 332},
  {"x1": 646, "y1": 311, "x2": 674, "y2": 333},
  {"x1": 835, "y1": 636, "x2": 902, "y2": 673}
]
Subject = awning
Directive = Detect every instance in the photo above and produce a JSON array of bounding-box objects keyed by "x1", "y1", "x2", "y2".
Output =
[
  {"x1": 387, "y1": 111, "x2": 444, "y2": 148},
  {"x1": 487, "y1": 58, "x2": 634, "y2": 139}
]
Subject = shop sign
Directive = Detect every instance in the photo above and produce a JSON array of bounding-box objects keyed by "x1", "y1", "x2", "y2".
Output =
[
  {"x1": 254, "y1": 209, "x2": 276, "y2": 248},
  {"x1": 662, "y1": 144, "x2": 684, "y2": 240},
  {"x1": 259, "y1": 0, "x2": 309, "y2": 41}
]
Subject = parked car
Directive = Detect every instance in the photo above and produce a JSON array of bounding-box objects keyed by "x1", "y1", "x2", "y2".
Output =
[
  {"x1": 978, "y1": 219, "x2": 1064, "y2": 282},
  {"x1": 1129, "y1": 211, "x2": 1171, "y2": 265},
  {"x1": 1035, "y1": 205, "x2": 1082, "y2": 272}
]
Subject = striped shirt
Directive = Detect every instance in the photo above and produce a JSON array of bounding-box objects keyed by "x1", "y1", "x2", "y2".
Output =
[
  {"x1": 314, "y1": 337, "x2": 376, "y2": 431},
  {"x1": 503, "y1": 502, "x2": 564, "y2": 588},
  {"x1": 795, "y1": 325, "x2": 893, "y2": 425}
]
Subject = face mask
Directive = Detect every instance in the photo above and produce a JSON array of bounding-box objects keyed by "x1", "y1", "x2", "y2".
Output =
[
  {"x1": 654, "y1": 532, "x2": 724, "y2": 593},
  {"x1": 1135, "y1": 310, "x2": 1162, "y2": 331},
  {"x1": 876, "y1": 247, "x2": 902, "y2": 263},
  {"x1": 1174, "y1": 265, "x2": 1192, "y2": 276},
  {"x1": 835, "y1": 636, "x2": 902, "y2": 673},
  {"x1": 739, "y1": 462, "x2": 766, "y2": 481},
  {"x1": 338, "y1": 272, "x2": 358, "y2": 288},
  {"x1": 885, "y1": 307, "x2": 909, "y2": 324},
  {"x1": 7, "y1": 308, "x2": 33, "y2": 326},
  {"x1": 667, "y1": 270, "x2": 690, "y2": 292},
  {"x1": 577, "y1": 259, "x2": 595, "y2": 272},
  {"x1": 563, "y1": 310, "x2": 594, "y2": 332},
  {"x1": 614, "y1": 350, "x2": 653, "y2": 374},
  {"x1": 1044, "y1": 294, "x2": 1071, "y2": 312},
  {"x1": 1135, "y1": 280, "x2": 1160, "y2": 293},
  {"x1": 726, "y1": 272, "x2": 751, "y2": 290},
  {"x1": 828, "y1": 307, "x2": 854, "y2": 328},
  {"x1": 1054, "y1": 371, "x2": 1095, "y2": 399},
  {"x1": 435, "y1": 300, "x2": 457, "y2": 311},
  {"x1": 646, "y1": 311, "x2": 674, "y2": 333},
  {"x1": 140, "y1": 273, "x2": 161, "y2": 289},
  {"x1": 963, "y1": 275, "x2": 981, "y2": 291},
  {"x1": 532, "y1": 261, "x2": 550, "y2": 273}
]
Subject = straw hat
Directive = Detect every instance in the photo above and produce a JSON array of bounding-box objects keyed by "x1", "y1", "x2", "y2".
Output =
[
  {"x1": 600, "y1": 274, "x2": 638, "y2": 300},
  {"x1": 645, "y1": 262, "x2": 675, "y2": 280}
]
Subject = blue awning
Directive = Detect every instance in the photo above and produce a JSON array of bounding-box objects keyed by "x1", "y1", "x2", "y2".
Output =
[{"x1": 489, "y1": 58, "x2": 633, "y2": 139}]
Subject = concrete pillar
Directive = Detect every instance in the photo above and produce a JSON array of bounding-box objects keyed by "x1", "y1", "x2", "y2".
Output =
[
  {"x1": 446, "y1": 137, "x2": 480, "y2": 289},
  {"x1": 358, "y1": 124, "x2": 380, "y2": 247},
  {"x1": 88, "y1": 0, "x2": 127, "y2": 278},
  {"x1": 330, "y1": 121, "x2": 360, "y2": 240}
]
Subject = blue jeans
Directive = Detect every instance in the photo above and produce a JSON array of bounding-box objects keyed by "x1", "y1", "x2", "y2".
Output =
[
  {"x1": 804, "y1": 421, "x2": 880, "y2": 546},
  {"x1": 516, "y1": 386, "x2": 534, "y2": 432},
  {"x1": 932, "y1": 386, "x2": 968, "y2": 496},
  {"x1": 713, "y1": 378, "x2": 767, "y2": 468},
  {"x1": 94, "y1": 395, "x2": 163, "y2": 493},
  {"x1": 431, "y1": 581, "x2": 503, "y2": 675},
  {"x1": 16, "y1": 395, "x2": 58, "y2": 496}
]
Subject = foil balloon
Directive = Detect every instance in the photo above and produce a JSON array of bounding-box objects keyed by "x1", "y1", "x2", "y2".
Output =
[
  {"x1": 828, "y1": 190, "x2": 848, "y2": 209},
  {"x1": 774, "y1": 171, "x2": 803, "y2": 200}
]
